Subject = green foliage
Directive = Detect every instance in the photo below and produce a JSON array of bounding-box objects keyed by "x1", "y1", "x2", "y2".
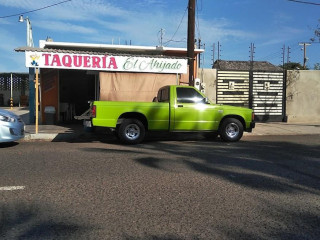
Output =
[
  {"x1": 311, "y1": 19, "x2": 320, "y2": 42},
  {"x1": 314, "y1": 63, "x2": 320, "y2": 70},
  {"x1": 279, "y1": 62, "x2": 307, "y2": 70}
]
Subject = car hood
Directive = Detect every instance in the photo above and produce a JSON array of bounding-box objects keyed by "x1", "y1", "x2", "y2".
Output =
[{"x1": 0, "y1": 109, "x2": 21, "y2": 119}]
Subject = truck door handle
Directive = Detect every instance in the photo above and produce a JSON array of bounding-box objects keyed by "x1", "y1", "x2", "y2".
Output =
[{"x1": 177, "y1": 104, "x2": 184, "y2": 107}]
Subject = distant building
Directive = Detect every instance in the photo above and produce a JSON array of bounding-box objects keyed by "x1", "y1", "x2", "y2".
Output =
[{"x1": 0, "y1": 73, "x2": 28, "y2": 107}]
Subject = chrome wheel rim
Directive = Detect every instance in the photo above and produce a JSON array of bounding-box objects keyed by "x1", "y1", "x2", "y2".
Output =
[
  {"x1": 124, "y1": 124, "x2": 140, "y2": 140},
  {"x1": 225, "y1": 123, "x2": 239, "y2": 139}
]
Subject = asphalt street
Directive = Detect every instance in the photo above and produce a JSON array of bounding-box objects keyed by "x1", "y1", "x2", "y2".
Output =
[{"x1": 1, "y1": 134, "x2": 320, "y2": 240}]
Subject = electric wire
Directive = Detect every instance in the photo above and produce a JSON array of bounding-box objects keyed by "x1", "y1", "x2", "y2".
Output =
[
  {"x1": 288, "y1": 0, "x2": 320, "y2": 6},
  {"x1": 0, "y1": 0, "x2": 72, "y2": 19},
  {"x1": 163, "y1": 6, "x2": 188, "y2": 46},
  {"x1": 257, "y1": 44, "x2": 302, "y2": 65}
]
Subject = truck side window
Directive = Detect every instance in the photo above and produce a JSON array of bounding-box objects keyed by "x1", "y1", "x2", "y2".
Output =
[
  {"x1": 177, "y1": 88, "x2": 205, "y2": 103},
  {"x1": 157, "y1": 88, "x2": 170, "y2": 102}
]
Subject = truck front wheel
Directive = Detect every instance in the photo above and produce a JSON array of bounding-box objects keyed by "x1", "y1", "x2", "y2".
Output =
[
  {"x1": 118, "y1": 118, "x2": 146, "y2": 144},
  {"x1": 219, "y1": 118, "x2": 243, "y2": 142}
]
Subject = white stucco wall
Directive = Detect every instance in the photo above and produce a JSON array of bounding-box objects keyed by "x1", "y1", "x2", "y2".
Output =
[
  {"x1": 286, "y1": 70, "x2": 320, "y2": 123},
  {"x1": 198, "y1": 68, "x2": 217, "y2": 103}
]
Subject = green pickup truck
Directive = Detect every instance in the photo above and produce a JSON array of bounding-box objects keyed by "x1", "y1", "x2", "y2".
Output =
[{"x1": 89, "y1": 85, "x2": 255, "y2": 144}]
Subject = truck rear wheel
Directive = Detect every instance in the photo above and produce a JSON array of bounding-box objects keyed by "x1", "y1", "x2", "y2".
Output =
[
  {"x1": 219, "y1": 118, "x2": 243, "y2": 142},
  {"x1": 118, "y1": 118, "x2": 145, "y2": 144}
]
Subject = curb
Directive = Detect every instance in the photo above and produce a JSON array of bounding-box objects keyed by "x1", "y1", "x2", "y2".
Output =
[
  {"x1": 20, "y1": 123, "x2": 320, "y2": 142},
  {"x1": 23, "y1": 133, "x2": 59, "y2": 141},
  {"x1": 22, "y1": 132, "x2": 83, "y2": 141}
]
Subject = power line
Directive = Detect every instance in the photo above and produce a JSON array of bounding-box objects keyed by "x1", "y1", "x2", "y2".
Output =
[
  {"x1": 163, "y1": 6, "x2": 188, "y2": 46},
  {"x1": 287, "y1": 0, "x2": 320, "y2": 6},
  {"x1": 258, "y1": 43, "x2": 300, "y2": 62},
  {"x1": 0, "y1": 0, "x2": 72, "y2": 19}
]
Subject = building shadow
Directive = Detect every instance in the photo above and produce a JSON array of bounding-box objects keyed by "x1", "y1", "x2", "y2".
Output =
[{"x1": 0, "y1": 201, "x2": 92, "y2": 239}]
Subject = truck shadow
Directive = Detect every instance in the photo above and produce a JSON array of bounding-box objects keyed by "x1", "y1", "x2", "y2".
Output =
[{"x1": 56, "y1": 126, "x2": 220, "y2": 144}]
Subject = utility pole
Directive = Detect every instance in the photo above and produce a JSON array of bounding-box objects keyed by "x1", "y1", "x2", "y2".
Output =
[
  {"x1": 249, "y1": 43, "x2": 255, "y2": 110},
  {"x1": 198, "y1": 38, "x2": 202, "y2": 68},
  {"x1": 299, "y1": 42, "x2": 311, "y2": 69},
  {"x1": 212, "y1": 43, "x2": 215, "y2": 68},
  {"x1": 217, "y1": 41, "x2": 221, "y2": 61},
  {"x1": 287, "y1": 46, "x2": 291, "y2": 64},
  {"x1": 249, "y1": 43, "x2": 255, "y2": 62},
  {"x1": 19, "y1": 15, "x2": 35, "y2": 124},
  {"x1": 160, "y1": 28, "x2": 164, "y2": 46},
  {"x1": 187, "y1": 0, "x2": 196, "y2": 86},
  {"x1": 281, "y1": 44, "x2": 286, "y2": 68}
]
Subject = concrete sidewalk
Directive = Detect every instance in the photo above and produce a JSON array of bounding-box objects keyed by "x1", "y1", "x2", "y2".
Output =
[
  {"x1": 244, "y1": 122, "x2": 320, "y2": 136},
  {"x1": 24, "y1": 124, "x2": 84, "y2": 141},
  {"x1": 3, "y1": 107, "x2": 320, "y2": 141}
]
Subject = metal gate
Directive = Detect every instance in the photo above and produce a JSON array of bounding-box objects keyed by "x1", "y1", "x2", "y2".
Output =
[
  {"x1": 216, "y1": 71, "x2": 250, "y2": 107},
  {"x1": 252, "y1": 72, "x2": 285, "y2": 122},
  {"x1": 217, "y1": 70, "x2": 286, "y2": 122}
]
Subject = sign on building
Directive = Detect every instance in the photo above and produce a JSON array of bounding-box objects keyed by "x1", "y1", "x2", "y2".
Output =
[{"x1": 25, "y1": 51, "x2": 188, "y2": 74}]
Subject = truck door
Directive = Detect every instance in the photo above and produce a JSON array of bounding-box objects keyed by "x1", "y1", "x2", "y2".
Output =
[{"x1": 173, "y1": 87, "x2": 219, "y2": 131}]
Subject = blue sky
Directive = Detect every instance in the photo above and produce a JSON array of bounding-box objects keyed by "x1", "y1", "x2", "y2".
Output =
[{"x1": 0, "y1": 0, "x2": 319, "y2": 72}]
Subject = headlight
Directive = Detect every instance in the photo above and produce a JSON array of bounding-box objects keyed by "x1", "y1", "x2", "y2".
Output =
[{"x1": 0, "y1": 114, "x2": 15, "y2": 122}]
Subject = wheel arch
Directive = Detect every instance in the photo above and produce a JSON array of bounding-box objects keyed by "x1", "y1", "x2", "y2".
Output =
[
  {"x1": 219, "y1": 115, "x2": 245, "y2": 132},
  {"x1": 117, "y1": 112, "x2": 148, "y2": 130}
]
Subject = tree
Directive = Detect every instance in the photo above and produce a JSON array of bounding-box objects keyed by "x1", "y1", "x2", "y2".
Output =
[
  {"x1": 314, "y1": 63, "x2": 320, "y2": 70},
  {"x1": 280, "y1": 62, "x2": 307, "y2": 70},
  {"x1": 311, "y1": 19, "x2": 320, "y2": 42}
]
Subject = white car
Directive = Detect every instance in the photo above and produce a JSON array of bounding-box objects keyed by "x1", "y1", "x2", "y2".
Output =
[{"x1": 0, "y1": 109, "x2": 25, "y2": 143}]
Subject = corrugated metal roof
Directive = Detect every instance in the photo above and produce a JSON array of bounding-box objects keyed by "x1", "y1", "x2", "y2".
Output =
[
  {"x1": 14, "y1": 46, "x2": 188, "y2": 60},
  {"x1": 213, "y1": 60, "x2": 283, "y2": 71},
  {"x1": 38, "y1": 40, "x2": 204, "y2": 54}
]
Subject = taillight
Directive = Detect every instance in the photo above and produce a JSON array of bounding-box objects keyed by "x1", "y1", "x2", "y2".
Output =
[
  {"x1": 252, "y1": 112, "x2": 255, "y2": 121},
  {"x1": 91, "y1": 105, "x2": 96, "y2": 118}
]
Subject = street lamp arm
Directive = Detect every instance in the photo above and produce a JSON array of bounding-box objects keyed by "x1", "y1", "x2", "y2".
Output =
[{"x1": 19, "y1": 15, "x2": 34, "y2": 47}]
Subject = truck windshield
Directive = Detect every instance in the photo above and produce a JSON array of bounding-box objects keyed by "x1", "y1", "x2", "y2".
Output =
[{"x1": 176, "y1": 88, "x2": 205, "y2": 104}]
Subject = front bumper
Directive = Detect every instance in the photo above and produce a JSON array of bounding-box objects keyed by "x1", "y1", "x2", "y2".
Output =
[{"x1": 0, "y1": 122, "x2": 25, "y2": 143}]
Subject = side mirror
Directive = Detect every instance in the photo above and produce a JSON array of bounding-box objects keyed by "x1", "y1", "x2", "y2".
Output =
[{"x1": 204, "y1": 97, "x2": 210, "y2": 104}]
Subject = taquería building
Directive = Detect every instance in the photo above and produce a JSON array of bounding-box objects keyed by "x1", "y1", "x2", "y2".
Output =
[{"x1": 16, "y1": 40, "x2": 203, "y2": 124}]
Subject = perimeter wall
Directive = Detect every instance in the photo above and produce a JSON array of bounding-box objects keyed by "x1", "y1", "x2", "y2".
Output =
[
  {"x1": 198, "y1": 68, "x2": 320, "y2": 123},
  {"x1": 286, "y1": 70, "x2": 320, "y2": 123}
]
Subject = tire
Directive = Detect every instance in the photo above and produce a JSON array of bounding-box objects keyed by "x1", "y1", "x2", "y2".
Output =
[
  {"x1": 219, "y1": 118, "x2": 243, "y2": 142},
  {"x1": 118, "y1": 118, "x2": 146, "y2": 144}
]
